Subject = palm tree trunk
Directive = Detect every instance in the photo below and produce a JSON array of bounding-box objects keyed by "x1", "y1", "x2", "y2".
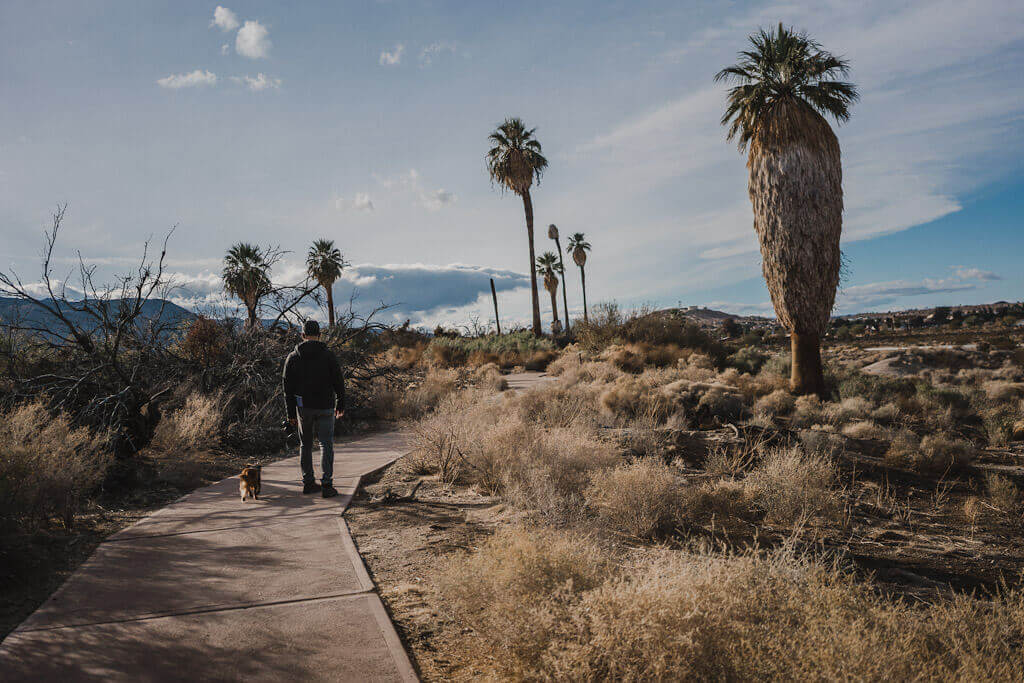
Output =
[
  {"x1": 522, "y1": 189, "x2": 542, "y2": 336},
  {"x1": 549, "y1": 287, "x2": 560, "y2": 332},
  {"x1": 791, "y1": 331, "x2": 825, "y2": 397},
  {"x1": 579, "y1": 266, "x2": 589, "y2": 324},
  {"x1": 326, "y1": 284, "x2": 335, "y2": 328},
  {"x1": 554, "y1": 238, "x2": 570, "y2": 333},
  {"x1": 490, "y1": 278, "x2": 501, "y2": 335}
]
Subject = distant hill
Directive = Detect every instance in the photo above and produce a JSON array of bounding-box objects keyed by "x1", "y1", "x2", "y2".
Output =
[{"x1": 0, "y1": 297, "x2": 196, "y2": 340}]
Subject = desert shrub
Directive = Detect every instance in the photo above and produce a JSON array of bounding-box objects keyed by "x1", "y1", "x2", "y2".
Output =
[
  {"x1": 546, "y1": 350, "x2": 584, "y2": 377},
  {"x1": 695, "y1": 387, "x2": 748, "y2": 424},
  {"x1": 983, "y1": 381, "x2": 1024, "y2": 401},
  {"x1": 586, "y1": 459, "x2": 683, "y2": 539},
  {"x1": 602, "y1": 345, "x2": 645, "y2": 373},
  {"x1": 870, "y1": 402, "x2": 900, "y2": 424},
  {"x1": 472, "y1": 363, "x2": 508, "y2": 392},
  {"x1": 176, "y1": 316, "x2": 228, "y2": 367},
  {"x1": 825, "y1": 396, "x2": 873, "y2": 425},
  {"x1": 383, "y1": 344, "x2": 424, "y2": 370},
  {"x1": 745, "y1": 446, "x2": 838, "y2": 524},
  {"x1": 982, "y1": 404, "x2": 1019, "y2": 446},
  {"x1": 728, "y1": 346, "x2": 769, "y2": 374},
  {"x1": 0, "y1": 402, "x2": 110, "y2": 532},
  {"x1": 503, "y1": 427, "x2": 619, "y2": 523},
  {"x1": 985, "y1": 473, "x2": 1020, "y2": 513},
  {"x1": 151, "y1": 392, "x2": 224, "y2": 452},
  {"x1": 642, "y1": 343, "x2": 687, "y2": 368},
  {"x1": 524, "y1": 349, "x2": 558, "y2": 371},
  {"x1": 841, "y1": 420, "x2": 888, "y2": 440},
  {"x1": 517, "y1": 382, "x2": 601, "y2": 430},
  {"x1": 598, "y1": 376, "x2": 674, "y2": 424},
  {"x1": 439, "y1": 526, "x2": 608, "y2": 670},
  {"x1": 754, "y1": 388, "x2": 794, "y2": 416},
  {"x1": 374, "y1": 368, "x2": 461, "y2": 420},
  {"x1": 760, "y1": 353, "x2": 792, "y2": 378},
  {"x1": 887, "y1": 431, "x2": 974, "y2": 473},
  {"x1": 792, "y1": 394, "x2": 826, "y2": 427},
  {"x1": 799, "y1": 429, "x2": 845, "y2": 458}
]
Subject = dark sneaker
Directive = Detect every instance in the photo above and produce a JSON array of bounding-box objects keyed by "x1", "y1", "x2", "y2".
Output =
[
  {"x1": 303, "y1": 482, "x2": 322, "y2": 495},
  {"x1": 321, "y1": 484, "x2": 339, "y2": 499}
]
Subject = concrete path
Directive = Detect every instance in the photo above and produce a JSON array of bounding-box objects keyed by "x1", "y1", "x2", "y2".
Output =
[{"x1": 0, "y1": 430, "x2": 417, "y2": 682}]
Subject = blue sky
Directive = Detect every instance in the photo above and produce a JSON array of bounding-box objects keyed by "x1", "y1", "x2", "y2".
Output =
[{"x1": 1, "y1": 1, "x2": 1023, "y2": 327}]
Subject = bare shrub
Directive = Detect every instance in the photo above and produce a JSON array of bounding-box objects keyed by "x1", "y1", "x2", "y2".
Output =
[
  {"x1": 472, "y1": 363, "x2": 508, "y2": 392},
  {"x1": 0, "y1": 402, "x2": 110, "y2": 531},
  {"x1": 918, "y1": 434, "x2": 976, "y2": 473},
  {"x1": 870, "y1": 402, "x2": 900, "y2": 424},
  {"x1": 825, "y1": 397, "x2": 873, "y2": 425},
  {"x1": 792, "y1": 394, "x2": 826, "y2": 427},
  {"x1": 983, "y1": 380, "x2": 1024, "y2": 401},
  {"x1": 799, "y1": 430, "x2": 845, "y2": 458},
  {"x1": 696, "y1": 387, "x2": 748, "y2": 424},
  {"x1": 586, "y1": 459, "x2": 682, "y2": 539},
  {"x1": 682, "y1": 479, "x2": 758, "y2": 528},
  {"x1": 384, "y1": 344, "x2": 424, "y2": 370},
  {"x1": 745, "y1": 446, "x2": 838, "y2": 524}
]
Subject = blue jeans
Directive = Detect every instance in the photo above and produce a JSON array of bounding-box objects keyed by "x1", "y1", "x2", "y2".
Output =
[{"x1": 297, "y1": 408, "x2": 335, "y2": 485}]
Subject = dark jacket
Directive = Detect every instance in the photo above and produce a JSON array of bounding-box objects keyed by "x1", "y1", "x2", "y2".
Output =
[{"x1": 283, "y1": 340, "x2": 345, "y2": 419}]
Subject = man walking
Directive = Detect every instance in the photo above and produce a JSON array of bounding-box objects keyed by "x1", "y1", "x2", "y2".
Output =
[{"x1": 283, "y1": 320, "x2": 345, "y2": 498}]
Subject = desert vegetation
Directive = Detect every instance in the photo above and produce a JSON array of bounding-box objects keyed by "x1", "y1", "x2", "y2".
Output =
[{"x1": 348, "y1": 302, "x2": 1024, "y2": 681}]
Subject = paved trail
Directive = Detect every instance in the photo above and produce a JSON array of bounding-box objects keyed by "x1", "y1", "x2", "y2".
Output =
[
  {"x1": 0, "y1": 431, "x2": 416, "y2": 682},
  {"x1": 0, "y1": 372, "x2": 551, "y2": 682}
]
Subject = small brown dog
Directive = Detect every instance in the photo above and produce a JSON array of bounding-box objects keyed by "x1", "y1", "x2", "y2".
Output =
[{"x1": 239, "y1": 464, "x2": 262, "y2": 502}]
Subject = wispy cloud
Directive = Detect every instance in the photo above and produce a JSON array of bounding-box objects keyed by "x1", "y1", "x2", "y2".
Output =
[
  {"x1": 379, "y1": 44, "x2": 404, "y2": 66},
  {"x1": 372, "y1": 169, "x2": 456, "y2": 211},
  {"x1": 836, "y1": 266, "x2": 1003, "y2": 311},
  {"x1": 236, "y1": 20, "x2": 271, "y2": 59},
  {"x1": 230, "y1": 73, "x2": 282, "y2": 91},
  {"x1": 156, "y1": 69, "x2": 217, "y2": 89},
  {"x1": 334, "y1": 192, "x2": 375, "y2": 212},
  {"x1": 419, "y1": 41, "x2": 456, "y2": 66}
]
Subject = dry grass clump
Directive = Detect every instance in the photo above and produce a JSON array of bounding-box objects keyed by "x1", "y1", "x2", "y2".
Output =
[
  {"x1": 745, "y1": 446, "x2": 838, "y2": 524},
  {"x1": 0, "y1": 401, "x2": 110, "y2": 531},
  {"x1": 799, "y1": 429, "x2": 845, "y2": 458},
  {"x1": 517, "y1": 382, "x2": 601, "y2": 429},
  {"x1": 151, "y1": 392, "x2": 224, "y2": 452},
  {"x1": 681, "y1": 479, "x2": 759, "y2": 528},
  {"x1": 825, "y1": 396, "x2": 873, "y2": 425},
  {"x1": 503, "y1": 426, "x2": 619, "y2": 524},
  {"x1": 445, "y1": 533, "x2": 1024, "y2": 681},
  {"x1": 602, "y1": 345, "x2": 645, "y2": 373},
  {"x1": 983, "y1": 380, "x2": 1024, "y2": 401},
  {"x1": 378, "y1": 367, "x2": 461, "y2": 420},
  {"x1": 870, "y1": 401, "x2": 900, "y2": 424},
  {"x1": 792, "y1": 394, "x2": 826, "y2": 427},
  {"x1": 695, "y1": 386, "x2": 748, "y2": 424},
  {"x1": 985, "y1": 473, "x2": 1021, "y2": 513},
  {"x1": 754, "y1": 388, "x2": 794, "y2": 416},
  {"x1": 383, "y1": 344, "x2": 424, "y2": 370},
  {"x1": 586, "y1": 459, "x2": 683, "y2": 539},
  {"x1": 524, "y1": 349, "x2": 558, "y2": 371},
  {"x1": 598, "y1": 376, "x2": 673, "y2": 424},
  {"x1": 472, "y1": 362, "x2": 508, "y2": 392},
  {"x1": 841, "y1": 420, "x2": 889, "y2": 440},
  {"x1": 885, "y1": 430, "x2": 975, "y2": 473}
]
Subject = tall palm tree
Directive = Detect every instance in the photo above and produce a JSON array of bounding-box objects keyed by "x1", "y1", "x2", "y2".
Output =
[
  {"x1": 716, "y1": 23, "x2": 858, "y2": 396},
  {"x1": 547, "y1": 224, "x2": 571, "y2": 332},
  {"x1": 536, "y1": 252, "x2": 561, "y2": 333},
  {"x1": 486, "y1": 118, "x2": 549, "y2": 336},
  {"x1": 306, "y1": 239, "x2": 347, "y2": 328},
  {"x1": 566, "y1": 233, "x2": 591, "y2": 324},
  {"x1": 222, "y1": 243, "x2": 272, "y2": 329}
]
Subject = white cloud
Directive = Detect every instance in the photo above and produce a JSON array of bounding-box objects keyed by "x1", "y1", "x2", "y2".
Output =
[
  {"x1": 419, "y1": 41, "x2": 456, "y2": 66},
  {"x1": 156, "y1": 69, "x2": 218, "y2": 89},
  {"x1": 210, "y1": 6, "x2": 239, "y2": 32},
  {"x1": 231, "y1": 73, "x2": 282, "y2": 91},
  {"x1": 836, "y1": 266, "x2": 1003, "y2": 312},
  {"x1": 221, "y1": 43, "x2": 230, "y2": 56},
  {"x1": 379, "y1": 44, "x2": 404, "y2": 66},
  {"x1": 372, "y1": 169, "x2": 457, "y2": 211},
  {"x1": 334, "y1": 192, "x2": 375, "y2": 212},
  {"x1": 951, "y1": 266, "x2": 1001, "y2": 282},
  {"x1": 236, "y1": 20, "x2": 271, "y2": 59}
]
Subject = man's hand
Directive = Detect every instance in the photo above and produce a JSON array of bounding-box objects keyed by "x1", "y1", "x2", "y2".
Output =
[
  {"x1": 289, "y1": 417, "x2": 297, "y2": 427},
  {"x1": 335, "y1": 409, "x2": 345, "y2": 419}
]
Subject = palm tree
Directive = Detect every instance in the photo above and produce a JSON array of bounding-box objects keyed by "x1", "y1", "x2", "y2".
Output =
[
  {"x1": 716, "y1": 23, "x2": 858, "y2": 396},
  {"x1": 566, "y1": 233, "x2": 591, "y2": 324},
  {"x1": 306, "y1": 239, "x2": 347, "y2": 327},
  {"x1": 486, "y1": 118, "x2": 549, "y2": 336},
  {"x1": 222, "y1": 243, "x2": 272, "y2": 329},
  {"x1": 536, "y1": 252, "x2": 561, "y2": 333},
  {"x1": 547, "y1": 224, "x2": 571, "y2": 332}
]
